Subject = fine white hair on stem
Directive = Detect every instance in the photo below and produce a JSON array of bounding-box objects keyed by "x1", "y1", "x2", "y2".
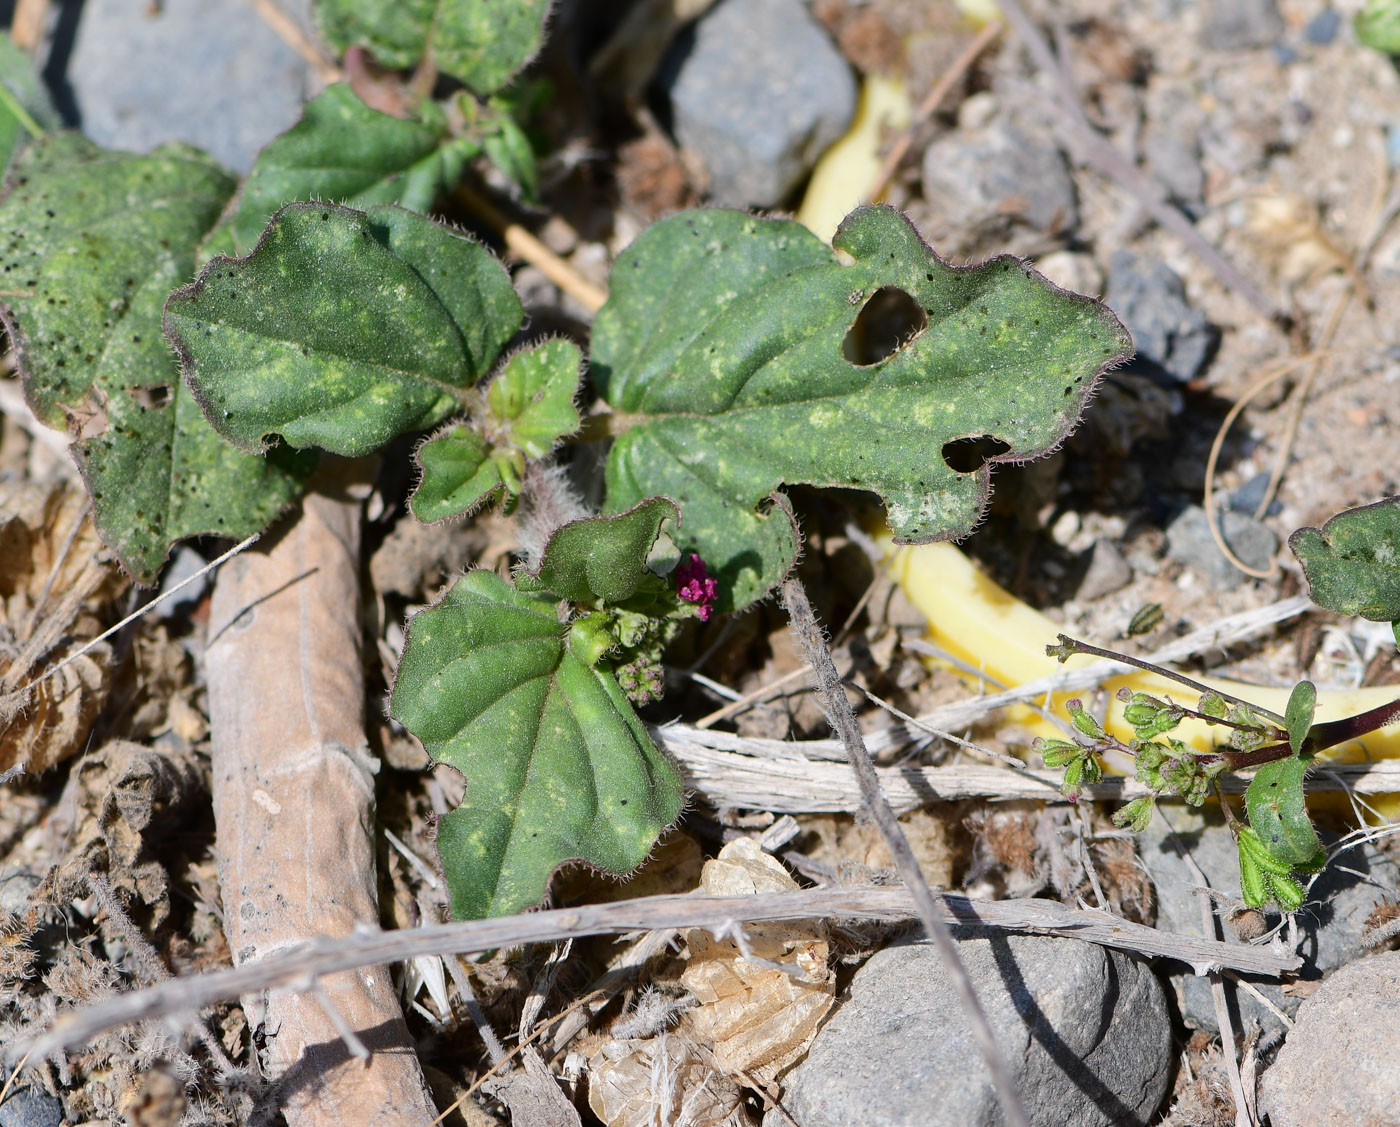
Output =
[{"x1": 516, "y1": 460, "x2": 590, "y2": 569}]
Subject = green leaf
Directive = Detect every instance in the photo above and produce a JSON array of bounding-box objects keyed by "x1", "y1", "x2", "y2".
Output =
[
  {"x1": 0, "y1": 36, "x2": 58, "y2": 170},
  {"x1": 315, "y1": 0, "x2": 551, "y2": 96},
  {"x1": 389, "y1": 569, "x2": 684, "y2": 918},
  {"x1": 1236, "y1": 827, "x2": 1306, "y2": 911},
  {"x1": 0, "y1": 133, "x2": 314, "y2": 583},
  {"x1": 594, "y1": 206, "x2": 1131, "y2": 613},
  {"x1": 1357, "y1": 0, "x2": 1400, "y2": 52},
  {"x1": 1283, "y1": 680, "x2": 1316, "y2": 757},
  {"x1": 1244, "y1": 755, "x2": 1324, "y2": 869},
  {"x1": 166, "y1": 202, "x2": 523, "y2": 457},
  {"x1": 527, "y1": 498, "x2": 679, "y2": 605},
  {"x1": 205, "y1": 84, "x2": 465, "y2": 259},
  {"x1": 411, "y1": 338, "x2": 583, "y2": 522},
  {"x1": 1289, "y1": 497, "x2": 1400, "y2": 621}
]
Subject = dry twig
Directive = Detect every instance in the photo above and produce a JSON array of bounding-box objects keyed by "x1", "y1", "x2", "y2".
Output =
[{"x1": 780, "y1": 574, "x2": 1032, "y2": 1127}]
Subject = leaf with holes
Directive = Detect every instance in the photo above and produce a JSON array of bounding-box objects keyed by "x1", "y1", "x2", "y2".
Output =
[
  {"x1": 315, "y1": 0, "x2": 551, "y2": 96},
  {"x1": 389, "y1": 568, "x2": 684, "y2": 919},
  {"x1": 1290, "y1": 497, "x2": 1400, "y2": 622},
  {"x1": 0, "y1": 133, "x2": 315, "y2": 583},
  {"x1": 203, "y1": 84, "x2": 471, "y2": 260},
  {"x1": 411, "y1": 338, "x2": 582, "y2": 523},
  {"x1": 166, "y1": 202, "x2": 523, "y2": 458},
  {"x1": 594, "y1": 205, "x2": 1132, "y2": 613}
]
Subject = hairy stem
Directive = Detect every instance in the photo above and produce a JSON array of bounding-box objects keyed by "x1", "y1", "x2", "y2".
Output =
[
  {"x1": 1053, "y1": 634, "x2": 1286, "y2": 724},
  {"x1": 782, "y1": 575, "x2": 1031, "y2": 1127},
  {"x1": 1305, "y1": 694, "x2": 1400, "y2": 752}
]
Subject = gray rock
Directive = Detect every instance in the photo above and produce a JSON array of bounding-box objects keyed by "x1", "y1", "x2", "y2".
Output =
[
  {"x1": 921, "y1": 123, "x2": 1078, "y2": 238},
  {"x1": 1260, "y1": 952, "x2": 1400, "y2": 1126},
  {"x1": 1226, "y1": 471, "x2": 1282, "y2": 517},
  {"x1": 1199, "y1": 0, "x2": 1284, "y2": 50},
  {"x1": 1304, "y1": 8, "x2": 1342, "y2": 45},
  {"x1": 61, "y1": 0, "x2": 316, "y2": 171},
  {"x1": 0, "y1": 1086, "x2": 63, "y2": 1127},
  {"x1": 1078, "y1": 540, "x2": 1133, "y2": 601},
  {"x1": 1104, "y1": 251, "x2": 1217, "y2": 384},
  {"x1": 771, "y1": 934, "x2": 1172, "y2": 1127},
  {"x1": 1165, "y1": 505, "x2": 1277, "y2": 590},
  {"x1": 665, "y1": 0, "x2": 855, "y2": 208},
  {"x1": 1140, "y1": 806, "x2": 1400, "y2": 1033}
]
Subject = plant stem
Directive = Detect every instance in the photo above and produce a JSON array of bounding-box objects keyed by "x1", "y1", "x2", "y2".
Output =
[
  {"x1": 1304, "y1": 694, "x2": 1400, "y2": 752},
  {"x1": 781, "y1": 574, "x2": 1032, "y2": 1127},
  {"x1": 1052, "y1": 634, "x2": 1287, "y2": 724}
]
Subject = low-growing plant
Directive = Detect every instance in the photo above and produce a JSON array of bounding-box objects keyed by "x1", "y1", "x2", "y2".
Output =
[
  {"x1": 0, "y1": 3, "x2": 1136, "y2": 920},
  {"x1": 1041, "y1": 496, "x2": 1400, "y2": 910}
]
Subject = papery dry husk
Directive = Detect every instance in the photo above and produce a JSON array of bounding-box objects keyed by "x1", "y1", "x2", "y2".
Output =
[
  {"x1": 679, "y1": 837, "x2": 834, "y2": 1084},
  {"x1": 588, "y1": 1033, "x2": 747, "y2": 1127},
  {"x1": 0, "y1": 478, "x2": 125, "y2": 773}
]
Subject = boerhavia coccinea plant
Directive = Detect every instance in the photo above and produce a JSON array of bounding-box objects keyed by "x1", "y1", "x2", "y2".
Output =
[{"x1": 1042, "y1": 494, "x2": 1400, "y2": 910}]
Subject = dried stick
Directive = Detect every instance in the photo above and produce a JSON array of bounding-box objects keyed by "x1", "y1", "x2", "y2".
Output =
[
  {"x1": 16, "y1": 884, "x2": 1299, "y2": 1063},
  {"x1": 205, "y1": 460, "x2": 437, "y2": 1126},
  {"x1": 995, "y1": 0, "x2": 1289, "y2": 330},
  {"x1": 453, "y1": 184, "x2": 609, "y2": 313},
  {"x1": 865, "y1": 19, "x2": 1005, "y2": 203},
  {"x1": 780, "y1": 575, "x2": 1032, "y2": 1127},
  {"x1": 243, "y1": 0, "x2": 341, "y2": 85},
  {"x1": 9, "y1": 0, "x2": 49, "y2": 52},
  {"x1": 663, "y1": 740, "x2": 1400, "y2": 813}
]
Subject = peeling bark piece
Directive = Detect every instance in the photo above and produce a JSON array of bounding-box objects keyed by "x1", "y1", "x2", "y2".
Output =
[{"x1": 205, "y1": 461, "x2": 436, "y2": 1126}]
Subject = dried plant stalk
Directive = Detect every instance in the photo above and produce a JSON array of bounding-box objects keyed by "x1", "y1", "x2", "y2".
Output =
[{"x1": 205, "y1": 462, "x2": 436, "y2": 1126}]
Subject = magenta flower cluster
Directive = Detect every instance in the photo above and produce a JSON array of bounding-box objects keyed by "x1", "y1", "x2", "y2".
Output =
[{"x1": 674, "y1": 553, "x2": 718, "y2": 621}]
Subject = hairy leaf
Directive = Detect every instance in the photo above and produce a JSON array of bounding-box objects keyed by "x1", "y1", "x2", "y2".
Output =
[
  {"x1": 1244, "y1": 755, "x2": 1324, "y2": 869},
  {"x1": 205, "y1": 84, "x2": 465, "y2": 259},
  {"x1": 1290, "y1": 497, "x2": 1400, "y2": 621},
  {"x1": 316, "y1": 0, "x2": 551, "y2": 96},
  {"x1": 389, "y1": 569, "x2": 684, "y2": 918},
  {"x1": 1283, "y1": 680, "x2": 1316, "y2": 757},
  {"x1": 411, "y1": 338, "x2": 583, "y2": 522},
  {"x1": 594, "y1": 206, "x2": 1131, "y2": 612},
  {"x1": 0, "y1": 134, "x2": 313, "y2": 582},
  {"x1": 167, "y1": 202, "x2": 523, "y2": 457},
  {"x1": 1357, "y1": 0, "x2": 1400, "y2": 53},
  {"x1": 527, "y1": 498, "x2": 679, "y2": 605}
]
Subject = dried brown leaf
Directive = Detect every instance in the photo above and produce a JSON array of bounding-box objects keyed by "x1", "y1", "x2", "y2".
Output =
[{"x1": 679, "y1": 838, "x2": 834, "y2": 1084}]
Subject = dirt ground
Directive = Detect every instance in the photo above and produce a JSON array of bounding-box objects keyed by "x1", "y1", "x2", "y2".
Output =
[{"x1": 4, "y1": 1, "x2": 1400, "y2": 1125}]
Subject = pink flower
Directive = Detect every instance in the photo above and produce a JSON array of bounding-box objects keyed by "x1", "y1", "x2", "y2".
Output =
[{"x1": 675, "y1": 553, "x2": 718, "y2": 621}]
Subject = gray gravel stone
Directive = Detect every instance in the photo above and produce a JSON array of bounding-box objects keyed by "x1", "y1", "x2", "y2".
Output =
[
  {"x1": 665, "y1": 0, "x2": 855, "y2": 208},
  {"x1": 1199, "y1": 0, "x2": 1284, "y2": 50},
  {"x1": 1140, "y1": 805, "x2": 1400, "y2": 1033},
  {"x1": 60, "y1": 0, "x2": 316, "y2": 171},
  {"x1": 1260, "y1": 952, "x2": 1400, "y2": 1127},
  {"x1": 770, "y1": 934, "x2": 1172, "y2": 1127},
  {"x1": 1165, "y1": 505, "x2": 1277, "y2": 589},
  {"x1": 1104, "y1": 251, "x2": 1217, "y2": 384},
  {"x1": 921, "y1": 123, "x2": 1078, "y2": 238},
  {"x1": 0, "y1": 1085, "x2": 63, "y2": 1127},
  {"x1": 1077, "y1": 539, "x2": 1133, "y2": 601}
]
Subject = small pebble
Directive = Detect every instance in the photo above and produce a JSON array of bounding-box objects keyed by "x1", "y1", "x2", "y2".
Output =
[
  {"x1": 770, "y1": 935, "x2": 1172, "y2": 1127},
  {"x1": 1199, "y1": 0, "x2": 1284, "y2": 50},
  {"x1": 664, "y1": 0, "x2": 856, "y2": 207},
  {"x1": 921, "y1": 122, "x2": 1079, "y2": 237},
  {"x1": 1260, "y1": 952, "x2": 1400, "y2": 1126},
  {"x1": 0, "y1": 1086, "x2": 63, "y2": 1127},
  {"x1": 1105, "y1": 251, "x2": 1217, "y2": 385},
  {"x1": 1165, "y1": 505, "x2": 1276, "y2": 590},
  {"x1": 1304, "y1": 8, "x2": 1341, "y2": 45},
  {"x1": 1078, "y1": 539, "x2": 1133, "y2": 601}
]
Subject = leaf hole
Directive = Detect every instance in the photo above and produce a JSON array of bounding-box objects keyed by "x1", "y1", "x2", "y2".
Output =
[
  {"x1": 129, "y1": 385, "x2": 173, "y2": 410},
  {"x1": 942, "y1": 435, "x2": 1011, "y2": 474},
  {"x1": 842, "y1": 286, "x2": 928, "y2": 366}
]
